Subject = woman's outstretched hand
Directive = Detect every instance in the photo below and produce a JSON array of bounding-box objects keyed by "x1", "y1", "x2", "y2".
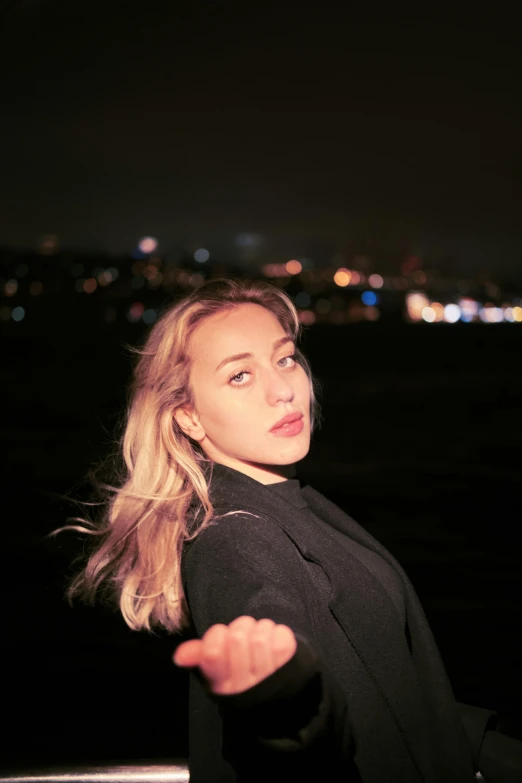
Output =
[{"x1": 173, "y1": 615, "x2": 297, "y2": 695}]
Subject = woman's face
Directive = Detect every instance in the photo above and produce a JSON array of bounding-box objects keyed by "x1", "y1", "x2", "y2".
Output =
[{"x1": 175, "y1": 303, "x2": 312, "y2": 484}]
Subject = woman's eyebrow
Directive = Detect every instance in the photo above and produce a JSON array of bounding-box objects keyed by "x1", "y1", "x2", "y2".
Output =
[{"x1": 215, "y1": 336, "x2": 294, "y2": 373}]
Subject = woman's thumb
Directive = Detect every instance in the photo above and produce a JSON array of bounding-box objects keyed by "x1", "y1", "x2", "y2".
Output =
[{"x1": 173, "y1": 639, "x2": 203, "y2": 667}]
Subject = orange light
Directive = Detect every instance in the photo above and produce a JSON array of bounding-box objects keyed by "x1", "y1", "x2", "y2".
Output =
[
  {"x1": 286, "y1": 260, "x2": 302, "y2": 275},
  {"x1": 333, "y1": 268, "x2": 351, "y2": 287},
  {"x1": 83, "y1": 278, "x2": 97, "y2": 294},
  {"x1": 4, "y1": 280, "x2": 18, "y2": 296}
]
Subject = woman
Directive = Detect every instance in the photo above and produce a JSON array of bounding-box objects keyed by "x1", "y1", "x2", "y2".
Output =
[{"x1": 68, "y1": 278, "x2": 518, "y2": 782}]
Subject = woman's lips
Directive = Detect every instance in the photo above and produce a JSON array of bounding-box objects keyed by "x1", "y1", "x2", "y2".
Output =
[{"x1": 270, "y1": 417, "x2": 305, "y2": 437}]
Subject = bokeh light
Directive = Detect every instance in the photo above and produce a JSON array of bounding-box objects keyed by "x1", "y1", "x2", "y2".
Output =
[
  {"x1": 138, "y1": 236, "x2": 158, "y2": 254},
  {"x1": 368, "y1": 273, "x2": 383, "y2": 289},
  {"x1": 12, "y1": 306, "x2": 25, "y2": 322},
  {"x1": 365, "y1": 306, "x2": 380, "y2": 321},
  {"x1": 298, "y1": 309, "x2": 315, "y2": 325},
  {"x1": 422, "y1": 306, "x2": 436, "y2": 323},
  {"x1": 194, "y1": 248, "x2": 210, "y2": 263},
  {"x1": 361, "y1": 291, "x2": 378, "y2": 306},
  {"x1": 444, "y1": 304, "x2": 461, "y2": 323},
  {"x1": 83, "y1": 278, "x2": 97, "y2": 294},
  {"x1": 4, "y1": 280, "x2": 18, "y2": 296},
  {"x1": 333, "y1": 268, "x2": 351, "y2": 287},
  {"x1": 128, "y1": 302, "x2": 145, "y2": 323},
  {"x1": 286, "y1": 259, "x2": 302, "y2": 275}
]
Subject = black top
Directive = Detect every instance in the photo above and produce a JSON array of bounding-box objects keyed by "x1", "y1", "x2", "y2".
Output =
[{"x1": 180, "y1": 462, "x2": 520, "y2": 783}]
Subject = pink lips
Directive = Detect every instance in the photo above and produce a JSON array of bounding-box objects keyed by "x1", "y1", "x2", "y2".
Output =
[{"x1": 270, "y1": 412, "x2": 304, "y2": 437}]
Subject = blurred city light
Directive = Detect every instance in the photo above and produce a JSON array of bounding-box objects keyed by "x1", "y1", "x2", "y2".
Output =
[
  {"x1": 286, "y1": 259, "x2": 302, "y2": 275},
  {"x1": 298, "y1": 309, "x2": 315, "y2": 324},
  {"x1": 361, "y1": 291, "x2": 378, "y2": 306},
  {"x1": 422, "y1": 306, "x2": 436, "y2": 323},
  {"x1": 365, "y1": 306, "x2": 380, "y2": 321},
  {"x1": 194, "y1": 248, "x2": 210, "y2": 263},
  {"x1": 12, "y1": 306, "x2": 25, "y2": 322},
  {"x1": 444, "y1": 304, "x2": 461, "y2": 323},
  {"x1": 333, "y1": 268, "x2": 351, "y2": 287},
  {"x1": 83, "y1": 278, "x2": 97, "y2": 294},
  {"x1": 431, "y1": 302, "x2": 445, "y2": 322},
  {"x1": 4, "y1": 279, "x2": 18, "y2": 296},
  {"x1": 128, "y1": 302, "x2": 145, "y2": 322},
  {"x1": 142, "y1": 308, "x2": 157, "y2": 325},
  {"x1": 406, "y1": 292, "x2": 429, "y2": 322},
  {"x1": 138, "y1": 236, "x2": 158, "y2": 254},
  {"x1": 368, "y1": 274, "x2": 384, "y2": 289}
]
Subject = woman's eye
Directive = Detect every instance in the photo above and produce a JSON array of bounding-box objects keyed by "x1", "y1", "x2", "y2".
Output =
[
  {"x1": 229, "y1": 355, "x2": 296, "y2": 385},
  {"x1": 279, "y1": 354, "x2": 296, "y2": 368}
]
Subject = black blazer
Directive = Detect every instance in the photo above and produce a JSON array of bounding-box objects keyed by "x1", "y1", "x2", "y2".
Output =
[{"x1": 180, "y1": 463, "x2": 505, "y2": 783}]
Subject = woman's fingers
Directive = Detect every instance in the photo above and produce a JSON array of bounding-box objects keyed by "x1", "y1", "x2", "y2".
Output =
[
  {"x1": 172, "y1": 638, "x2": 203, "y2": 667},
  {"x1": 249, "y1": 618, "x2": 276, "y2": 679},
  {"x1": 173, "y1": 617, "x2": 297, "y2": 697},
  {"x1": 272, "y1": 624, "x2": 297, "y2": 668},
  {"x1": 199, "y1": 624, "x2": 230, "y2": 685}
]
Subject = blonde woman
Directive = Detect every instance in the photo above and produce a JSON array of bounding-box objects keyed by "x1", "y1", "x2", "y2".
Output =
[{"x1": 68, "y1": 278, "x2": 518, "y2": 783}]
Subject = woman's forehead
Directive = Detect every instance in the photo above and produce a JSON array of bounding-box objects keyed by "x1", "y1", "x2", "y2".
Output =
[{"x1": 190, "y1": 305, "x2": 289, "y2": 363}]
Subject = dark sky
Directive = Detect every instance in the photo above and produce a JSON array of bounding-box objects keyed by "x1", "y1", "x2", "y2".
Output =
[{"x1": 2, "y1": 2, "x2": 522, "y2": 273}]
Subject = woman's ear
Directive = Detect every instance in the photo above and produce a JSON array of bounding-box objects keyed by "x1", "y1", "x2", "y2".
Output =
[{"x1": 173, "y1": 408, "x2": 206, "y2": 441}]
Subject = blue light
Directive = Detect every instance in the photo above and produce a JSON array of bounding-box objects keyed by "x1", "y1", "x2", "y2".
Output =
[
  {"x1": 361, "y1": 291, "x2": 378, "y2": 306},
  {"x1": 143, "y1": 308, "x2": 157, "y2": 325},
  {"x1": 12, "y1": 306, "x2": 25, "y2": 322}
]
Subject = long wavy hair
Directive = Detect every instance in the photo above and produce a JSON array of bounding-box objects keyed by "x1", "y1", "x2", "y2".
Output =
[{"x1": 61, "y1": 277, "x2": 322, "y2": 634}]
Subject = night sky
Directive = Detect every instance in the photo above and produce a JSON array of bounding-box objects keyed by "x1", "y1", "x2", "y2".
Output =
[{"x1": 2, "y1": 3, "x2": 522, "y2": 273}]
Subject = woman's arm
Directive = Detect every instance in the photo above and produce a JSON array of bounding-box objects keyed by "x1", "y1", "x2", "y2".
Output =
[{"x1": 178, "y1": 513, "x2": 351, "y2": 774}]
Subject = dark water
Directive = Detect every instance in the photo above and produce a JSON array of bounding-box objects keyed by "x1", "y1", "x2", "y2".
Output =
[{"x1": 2, "y1": 317, "x2": 521, "y2": 766}]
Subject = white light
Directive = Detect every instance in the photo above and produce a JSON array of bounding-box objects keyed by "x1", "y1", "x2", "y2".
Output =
[
  {"x1": 194, "y1": 248, "x2": 210, "y2": 263},
  {"x1": 444, "y1": 304, "x2": 461, "y2": 323},
  {"x1": 422, "y1": 306, "x2": 436, "y2": 323}
]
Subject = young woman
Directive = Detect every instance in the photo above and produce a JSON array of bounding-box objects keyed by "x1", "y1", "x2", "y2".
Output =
[{"x1": 68, "y1": 278, "x2": 518, "y2": 783}]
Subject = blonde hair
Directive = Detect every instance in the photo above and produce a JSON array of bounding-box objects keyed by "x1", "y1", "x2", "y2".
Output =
[{"x1": 61, "y1": 277, "x2": 321, "y2": 634}]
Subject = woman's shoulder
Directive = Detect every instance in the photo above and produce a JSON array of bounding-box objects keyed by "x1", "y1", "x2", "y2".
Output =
[{"x1": 182, "y1": 508, "x2": 299, "y2": 570}]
